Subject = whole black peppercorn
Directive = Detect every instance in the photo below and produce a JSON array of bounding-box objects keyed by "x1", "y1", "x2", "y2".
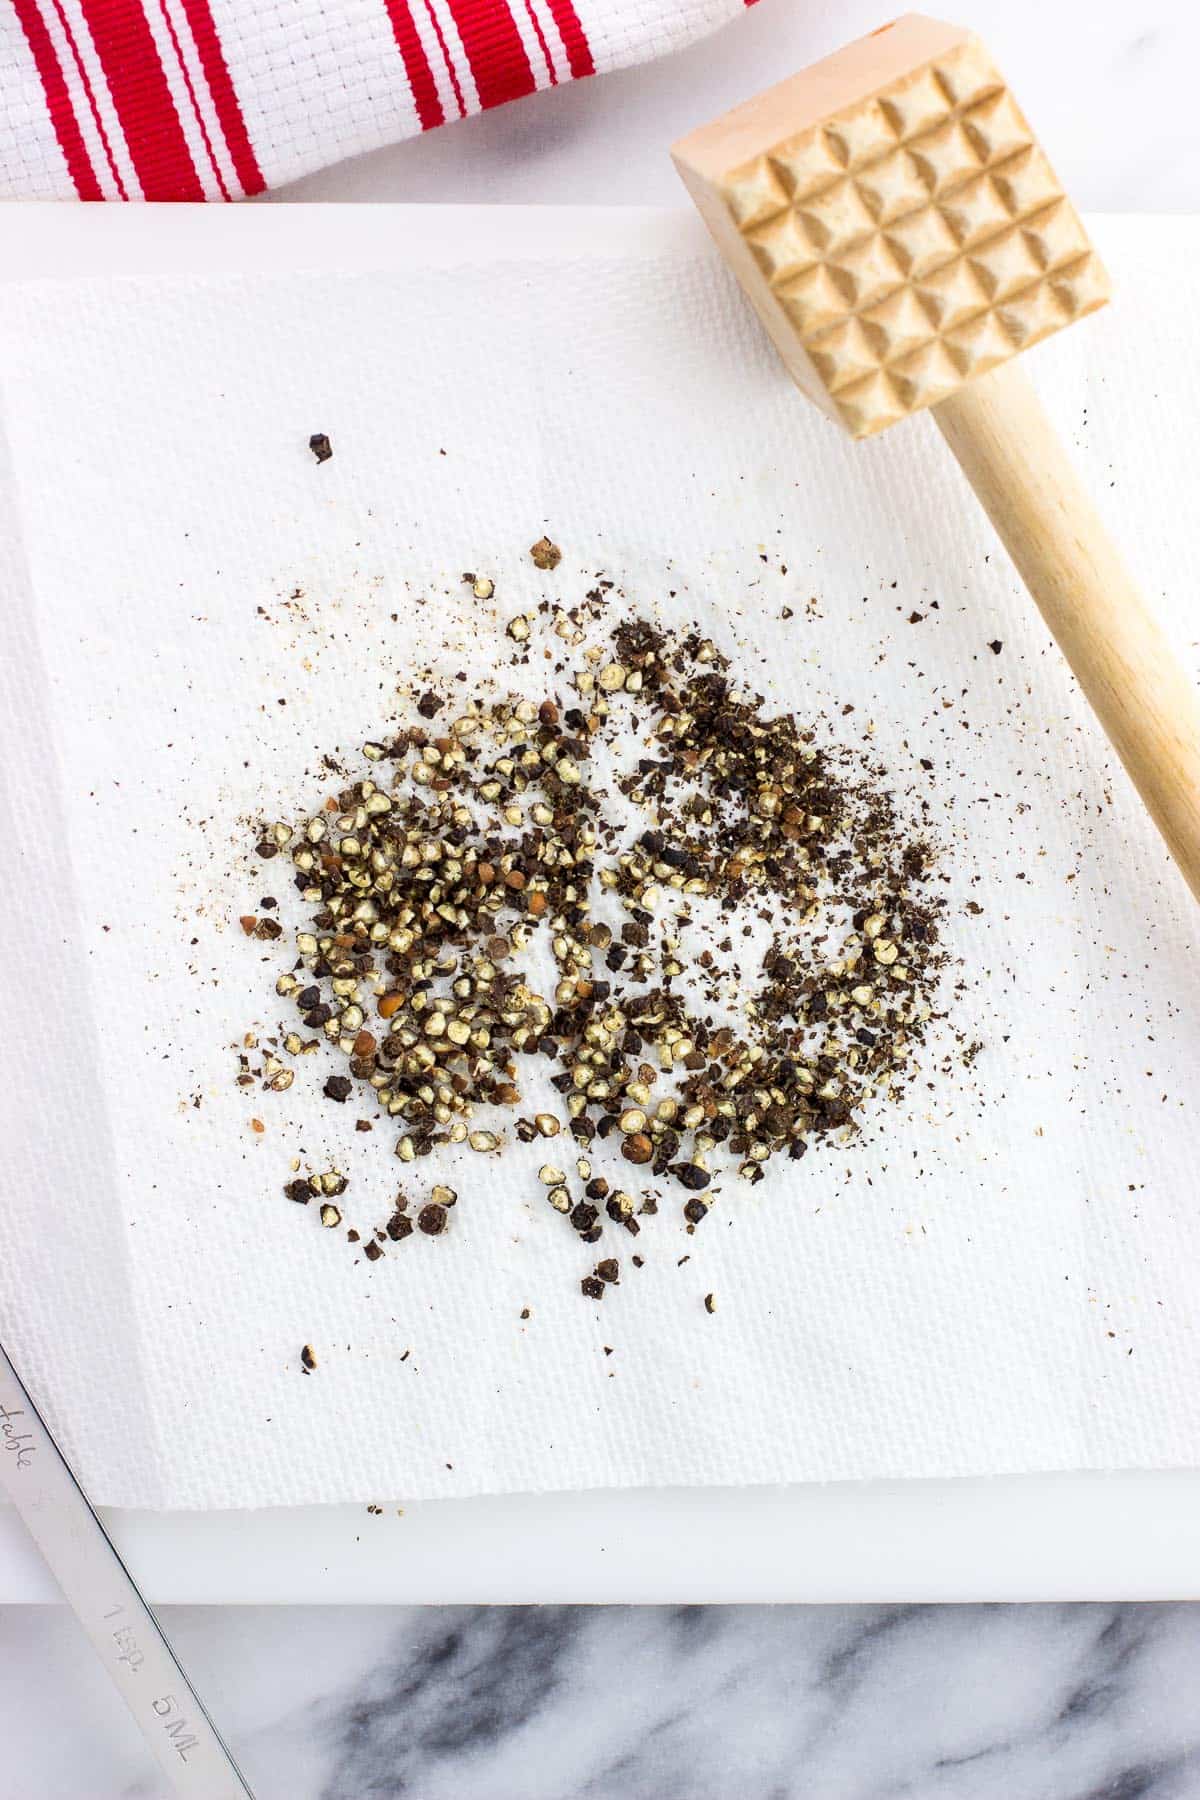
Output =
[
  {"x1": 324, "y1": 1075, "x2": 353, "y2": 1103},
  {"x1": 580, "y1": 1275, "x2": 605, "y2": 1300},
  {"x1": 418, "y1": 1203, "x2": 448, "y2": 1236}
]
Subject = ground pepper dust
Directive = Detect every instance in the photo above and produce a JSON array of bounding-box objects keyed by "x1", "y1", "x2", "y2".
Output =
[{"x1": 252, "y1": 585, "x2": 951, "y2": 1294}]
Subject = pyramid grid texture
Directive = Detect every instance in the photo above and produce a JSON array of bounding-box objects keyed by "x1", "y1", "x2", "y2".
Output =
[{"x1": 717, "y1": 37, "x2": 1110, "y2": 435}]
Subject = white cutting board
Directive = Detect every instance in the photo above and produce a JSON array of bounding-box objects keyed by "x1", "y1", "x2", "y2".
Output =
[{"x1": 2, "y1": 205, "x2": 1199, "y2": 1601}]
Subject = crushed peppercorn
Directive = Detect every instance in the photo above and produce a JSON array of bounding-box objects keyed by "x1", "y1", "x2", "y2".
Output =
[
  {"x1": 529, "y1": 536, "x2": 562, "y2": 571},
  {"x1": 257, "y1": 581, "x2": 949, "y2": 1302}
]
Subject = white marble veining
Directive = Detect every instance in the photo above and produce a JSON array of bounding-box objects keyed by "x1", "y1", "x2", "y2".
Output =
[
  {"x1": 5, "y1": 1602, "x2": 1200, "y2": 1799},
  {"x1": 6, "y1": 4, "x2": 1200, "y2": 1796}
]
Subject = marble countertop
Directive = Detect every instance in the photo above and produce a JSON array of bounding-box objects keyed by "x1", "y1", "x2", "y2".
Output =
[
  {"x1": 266, "y1": 0, "x2": 1200, "y2": 212},
  {"x1": 7, "y1": 1601, "x2": 1200, "y2": 1799},
  {"x1": 6, "y1": 1, "x2": 1200, "y2": 1794}
]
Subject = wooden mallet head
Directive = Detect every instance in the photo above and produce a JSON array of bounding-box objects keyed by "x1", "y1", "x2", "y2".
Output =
[
  {"x1": 672, "y1": 15, "x2": 1200, "y2": 910},
  {"x1": 672, "y1": 13, "x2": 1109, "y2": 439}
]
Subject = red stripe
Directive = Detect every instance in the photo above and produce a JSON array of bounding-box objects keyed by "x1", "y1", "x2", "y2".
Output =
[
  {"x1": 78, "y1": 0, "x2": 204, "y2": 199},
  {"x1": 542, "y1": 0, "x2": 592, "y2": 78},
  {"x1": 155, "y1": 0, "x2": 229, "y2": 198},
  {"x1": 442, "y1": 0, "x2": 535, "y2": 111},
  {"x1": 177, "y1": 0, "x2": 264, "y2": 196},
  {"x1": 48, "y1": 0, "x2": 128, "y2": 196},
  {"x1": 419, "y1": 0, "x2": 465, "y2": 118},
  {"x1": 382, "y1": 0, "x2": 444, "y2": 130},
  {"x1": 520, "y1": 0, "x2": 555, "y2": 85},
  {"x1": 10, "y1": 0, "x2": 102, "y2": 197}
]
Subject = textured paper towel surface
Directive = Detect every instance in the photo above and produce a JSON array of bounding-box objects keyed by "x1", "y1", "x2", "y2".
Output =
[{"x1": 1, "y1": 216, "x2": 1199, "y2": 1509}]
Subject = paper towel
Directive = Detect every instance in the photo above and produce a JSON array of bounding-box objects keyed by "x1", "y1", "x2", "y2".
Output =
[{"x1": 1, "y1": 212, "x2": 1199, "y2": 1509}]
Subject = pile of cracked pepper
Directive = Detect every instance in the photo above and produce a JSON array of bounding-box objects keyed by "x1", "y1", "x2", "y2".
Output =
[{"x1": 252, "y1": 555, "x2": 948, "y2": 1301}]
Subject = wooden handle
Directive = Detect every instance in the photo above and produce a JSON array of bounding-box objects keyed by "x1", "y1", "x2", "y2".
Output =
[{"x1": 933, "y1": 362, "x2": 1200, "y2": 906}]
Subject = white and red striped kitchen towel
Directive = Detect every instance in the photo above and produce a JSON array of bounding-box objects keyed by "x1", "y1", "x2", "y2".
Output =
[{"x1": 1, "y1": 0, "x2": 756, "y2": 198}]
